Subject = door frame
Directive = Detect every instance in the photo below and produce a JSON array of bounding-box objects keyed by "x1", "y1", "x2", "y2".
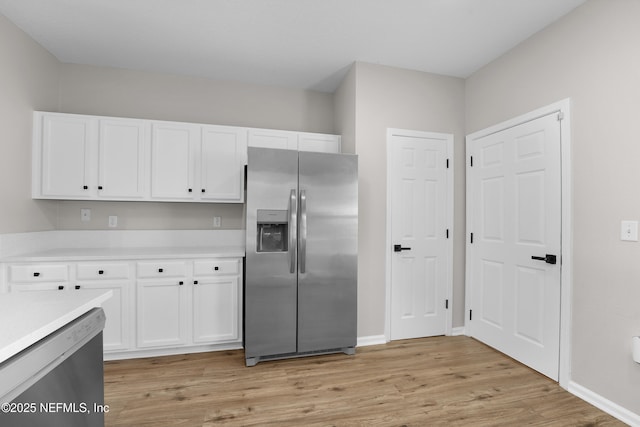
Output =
[
  {"x1": 465, "y1": 98, "x2": 572, "y2": 389},
  {"x1": 385, "y1": 128, "x2": 454, "y2": 342}
]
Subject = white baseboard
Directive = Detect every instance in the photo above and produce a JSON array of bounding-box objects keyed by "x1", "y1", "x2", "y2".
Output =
[
  {"x1": 569, "y1": 381, "x2": 640, "y2": 426},
  {"x1": 451, "y1": 326, "x2": 466, "y2": 336},
  {"x1": 357, "y1": 335, "x2": 387, "y2": 347}
]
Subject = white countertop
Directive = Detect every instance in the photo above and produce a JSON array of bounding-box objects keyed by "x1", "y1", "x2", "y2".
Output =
[
  {"x1": 1, "y1": 246, "x2": 245, "y2": 263},
  {"x1": 0, "y1": 290, "x2": 112, "y2": 363}
]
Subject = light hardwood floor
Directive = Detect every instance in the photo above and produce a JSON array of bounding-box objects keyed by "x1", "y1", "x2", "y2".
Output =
[{"x1": 104, "y1": 336, "x2": 623, "y2": 426}]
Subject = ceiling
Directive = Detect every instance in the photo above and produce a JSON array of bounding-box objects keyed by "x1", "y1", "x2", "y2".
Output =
[{"x1": 0, "y1": 0, "x2": 586, "y2": 93}]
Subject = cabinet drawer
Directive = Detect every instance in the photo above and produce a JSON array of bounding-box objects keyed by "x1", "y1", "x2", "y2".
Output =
[
  {"x1": 10, "y1": 282, "x2": 69, "y2": 292},
  {"x1": 9, "y1": 264, "x2": 68, "y2": 283},
  {"x1": 137, "y1": 261, "x2": 187, "y2": 278},
  {"x1": 193, "y1": 259, "x2": 240, "y2": 277},
  {"x1": 77, "y1": 262, "x2": 130, "y2": 280}
]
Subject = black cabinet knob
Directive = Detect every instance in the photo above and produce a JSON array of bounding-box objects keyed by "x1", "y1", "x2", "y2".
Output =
[
  {"x1": 214, "y1": 266, "x2": 219, "y2": 271},
  {"x1": 83, "y1": 185, "x2": 88, "y2": 190},
  {"x1": 98, "y1": 186, "x2": 103, "y2": 190},
  {"x1": 75, "y1": 285, "x2": 81, "y2": 290},
  {"x1": 188, "y1": 188, "x2": 193, "y2": 193},
  {"x1": 179, "y1": 281, "x2": 184, "y2": 286},
  {"x1": 158, "y1": 268, "x2": 164, "y2": 273},
  {"x1": 98, "y1": 270, "x2": 104, "y2": 275},
  {"x1": 193, "y1": 280, "x2": 198, "y2": 285},
  {"x1": 33, "y1": 272, "x2": 40, "y2": 277},
  {"x1": 58, "y1": 285, "x2": 64, "y2": 290},
  {"x1": 201, "y1": 189, "x2": 205, "y2": 193}
]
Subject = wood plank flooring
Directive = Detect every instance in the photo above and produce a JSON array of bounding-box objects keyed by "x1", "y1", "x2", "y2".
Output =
[{"x1": 104, "y1": 336, "x2": 623, "y2": 426}]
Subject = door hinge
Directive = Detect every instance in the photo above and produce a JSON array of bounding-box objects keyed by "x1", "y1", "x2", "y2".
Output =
[
  {"x1": 470, "y1": 232, "x2": 474, "y2": 244},
  {"x1": 445, "y1": 299, "x2": 449, "y2": 309},
  {"x1": 469, "y1": 309, "x2": 473, "y2": 321},
  {"x1": 557, "y1": 111, "x2": 564, "y2": 121},
  {"x1": 446, "y1": 158, "x2": 450, "y2": 169}
]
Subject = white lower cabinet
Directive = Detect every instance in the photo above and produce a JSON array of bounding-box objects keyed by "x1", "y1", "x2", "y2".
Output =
[{"x1": 4, "y1": 255, "x2": 243, "y2": 359}]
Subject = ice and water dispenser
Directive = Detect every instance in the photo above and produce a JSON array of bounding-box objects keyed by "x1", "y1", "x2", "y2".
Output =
[{"x1": 256, "y1": 210, "x2": 288, "y2": 252}]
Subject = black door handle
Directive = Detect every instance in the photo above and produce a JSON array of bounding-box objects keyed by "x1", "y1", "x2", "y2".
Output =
[
  {"x1": 394, "y1": 244, "x2": 412, "y2": 252},
  {"x1": 532, "y1": 254, "x2": 557, "y2": 265}
]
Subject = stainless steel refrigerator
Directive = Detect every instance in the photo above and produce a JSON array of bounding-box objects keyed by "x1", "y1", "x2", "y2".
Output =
[{"x1": 244, "y1": 147, "x2": 358, "y2": 366}]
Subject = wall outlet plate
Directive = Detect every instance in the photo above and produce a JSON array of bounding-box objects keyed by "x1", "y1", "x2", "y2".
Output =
[
  {"x1": 213, "y1": 216, "x2": 221, "y2": 228},
  {"x1": 620, "y1": 220, "x2": 638, "y2": 241},
  {"x1": 81, "y1": 208, "x2": 91, "y2": 222},
  {"x1": 108, "y1": 216, "x2": 118, "y2": 228}
]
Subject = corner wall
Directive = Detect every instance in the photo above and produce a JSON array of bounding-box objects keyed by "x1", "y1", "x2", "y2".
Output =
[
  {"x1": 466, "y1": 0, "x2": 640, "y2": 416},
  {"x1": 349, "y1": 62, "x2": 466, "y2": 335},
  {"x1": 0, "y1": 14, "x2": 60, "y2": 233}
]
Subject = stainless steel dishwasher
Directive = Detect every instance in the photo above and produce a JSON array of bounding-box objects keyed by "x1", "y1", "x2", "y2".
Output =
[{"x1": 0, "y1": 308, "x2": 106, "y2": 427}]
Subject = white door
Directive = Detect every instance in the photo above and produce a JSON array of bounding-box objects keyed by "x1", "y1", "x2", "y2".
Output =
[
  {"x1": 98, "y1": 118, "x2": 147, "y2": 199},
  {"x1": 388, "y1": 129, "x2": 452, "y2": 340},
  {"x1": 192, "y1": 277, "x2": 239, "y2": 343},
  {"x1": 150, "y1": 122, "x2": 199, "y2": 200},
  {"x1": 467, "y1": 112, "x2": 561, "y2": 380},
  {"x1": 200, "y1": 125, "x2": 246, "y2": 202}
]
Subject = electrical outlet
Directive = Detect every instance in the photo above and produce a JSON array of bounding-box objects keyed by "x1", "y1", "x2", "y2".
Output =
[
  {"x1": 621, "y1": 220, "x2": 638, "y2": 241},
  {"x1": 213, "y1": 216, "x2": 221, "y2": 228},
  {"x1": 81, "y1": 208, "x2": 91, "y2": 222},
  {"x1": 108, "y1": 216, "x2": 118, "y2": 228}
]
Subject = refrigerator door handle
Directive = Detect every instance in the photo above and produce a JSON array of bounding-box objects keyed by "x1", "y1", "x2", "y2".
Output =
[
  {"x1": 299, "y1": 190, "x2": 307, "y2": 274},
  {"x1": 289, "y1": 189, "x2": 298, "y2": 274}
]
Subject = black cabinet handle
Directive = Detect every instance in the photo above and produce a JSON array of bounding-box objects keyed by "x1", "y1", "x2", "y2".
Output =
[
  {"x1": 75, "y1": 285, "x2": 81, "y2": 290},
  {"x1": 201, "y1": 189, "x2": 205, "y2": 193},
  {"x1": 98, "y1": 185, "x2": 103, "y2": 190},
  {"x1": 193, "y1": 280, "x2": 198, "y2": 285},
  {"x1": 98, "y1": 270, "x2": 104, "y2": 275},
  {"x1": 33, "y1": 272, "x2": 40, "y2": 277},
  {"x1": 188, "y1": 188, "x2": 193, "y2": 193},
  {"x1": 158, "y1": 268, "x2": 164, "y2": 273},
  {"x1": 214, "y1": 266, "x2": 219, "y2": 271},
  {"x1": 179, "y1": 281, "x2": 184, "y2": 286},
  {"x1": 83, "y1": 185, "x2": 88, "y2": 190},
  {"x1": 58, "y1": 285, "x2": 64, "y2": 290},
  {"x1": 393, "y1": 244, "x2": 412, "y2": 252}
]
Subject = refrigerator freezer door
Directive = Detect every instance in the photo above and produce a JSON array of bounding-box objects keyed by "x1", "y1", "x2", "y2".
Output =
[
  {"x1": 245, "y1": 147, "x2": 299, "y2": 360},
  {"x1": 297, "y1": 151, "x2": 358, "y2": 353}
]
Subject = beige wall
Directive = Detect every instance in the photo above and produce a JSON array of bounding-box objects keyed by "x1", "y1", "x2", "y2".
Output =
[
  {"x1": 350, "y1": 62, "x2": 466, "y2": 335},
  {"x1": 0, "y1": 14, "x2": 59, "y2": 233},
  {"x1": 333, "y1": 65, "x2": 357, "y2": 155},
  {"x1": 52, "y1": 63, "x2": 334, "y2": 231},
  {"x1": 466, "y1": 0, "x2": 640, "y2": 415}
]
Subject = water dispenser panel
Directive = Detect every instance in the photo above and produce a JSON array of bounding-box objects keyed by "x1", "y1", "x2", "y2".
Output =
[{"x1": 257, "y1": 210, "x2": 288, "y2": 252}]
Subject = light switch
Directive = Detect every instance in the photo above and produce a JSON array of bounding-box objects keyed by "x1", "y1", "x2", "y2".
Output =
[{"x1": 621, "y1": 220, "x2": 638, "y2": 241}]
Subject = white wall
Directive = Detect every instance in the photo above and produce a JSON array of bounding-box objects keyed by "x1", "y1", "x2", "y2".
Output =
[
  {"x1": 343, "y1": 62, "x2": 466, "y2": 335},
  {"x1": 0, "y1": 14, "x2": 59, "y2": 233},
  {"x1": 466, "y1": 0, "x2": 640, "y2": 415}
]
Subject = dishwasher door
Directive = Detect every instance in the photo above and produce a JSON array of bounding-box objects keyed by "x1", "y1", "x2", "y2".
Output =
[{"x1": 0, "y1": 308, "x2": 106, "y2": 427}]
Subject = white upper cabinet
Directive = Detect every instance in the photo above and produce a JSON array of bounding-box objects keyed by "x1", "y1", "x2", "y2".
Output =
[
  {"x1": 200, "y1": 125, "x2": 246, "y2": 202},
  {"x1": 98, "y1": 119, "x2": 147, "y2": 199},
  {"x1": 150, "y1": 121, "x2": 199, "y2": 200},
  {"x1": 150, "y1": 122, "x2": 246, "y2": 203},
  {"x1": 298, "y1": 132, "x2": 341, "y2": 153},
  {"x1": 33, "y1": 112, "x2": 338, "y2": 203},
  {"x1": 33, "y1": 112, "x2": 148, "y2": 200},
  {"x1": 37, "y1": 113, "x2": 95, "y2": 198},
  {"x1": 247, "y1": 129, "x2": 298, "y2": 150},
  {"x1": 247, "y1": 128, "x2": 340, "y2": 153}
]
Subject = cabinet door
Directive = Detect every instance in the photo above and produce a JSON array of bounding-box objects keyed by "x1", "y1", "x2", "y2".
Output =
[
  {"x1": 192, "y1": 277, "x2": 239, "y2": 343},
  {"x1": 137, "y1": 279, "x2": 188, "y2": 348},
  {"x1": 150, "y1": 122, "x2": 199, "y2": 200},
  {"x1": 39, "y1": 114, "x2": 95, "y2": 198},
  {"x1": 78, "y1": 281, "x2": 132, "y2": 352},
  {"x1": 298, "y1": 132, "x2": 341, "y2": 153},
  {"x1": 200, "y1": 126, "x2": 246, "y2": 202},
  {"x1": 247, "y1": 129, "x2": 298, "y2": 150},
  {"x1": 98, "y1": 119, "x2": 147, "y2": 199}
]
